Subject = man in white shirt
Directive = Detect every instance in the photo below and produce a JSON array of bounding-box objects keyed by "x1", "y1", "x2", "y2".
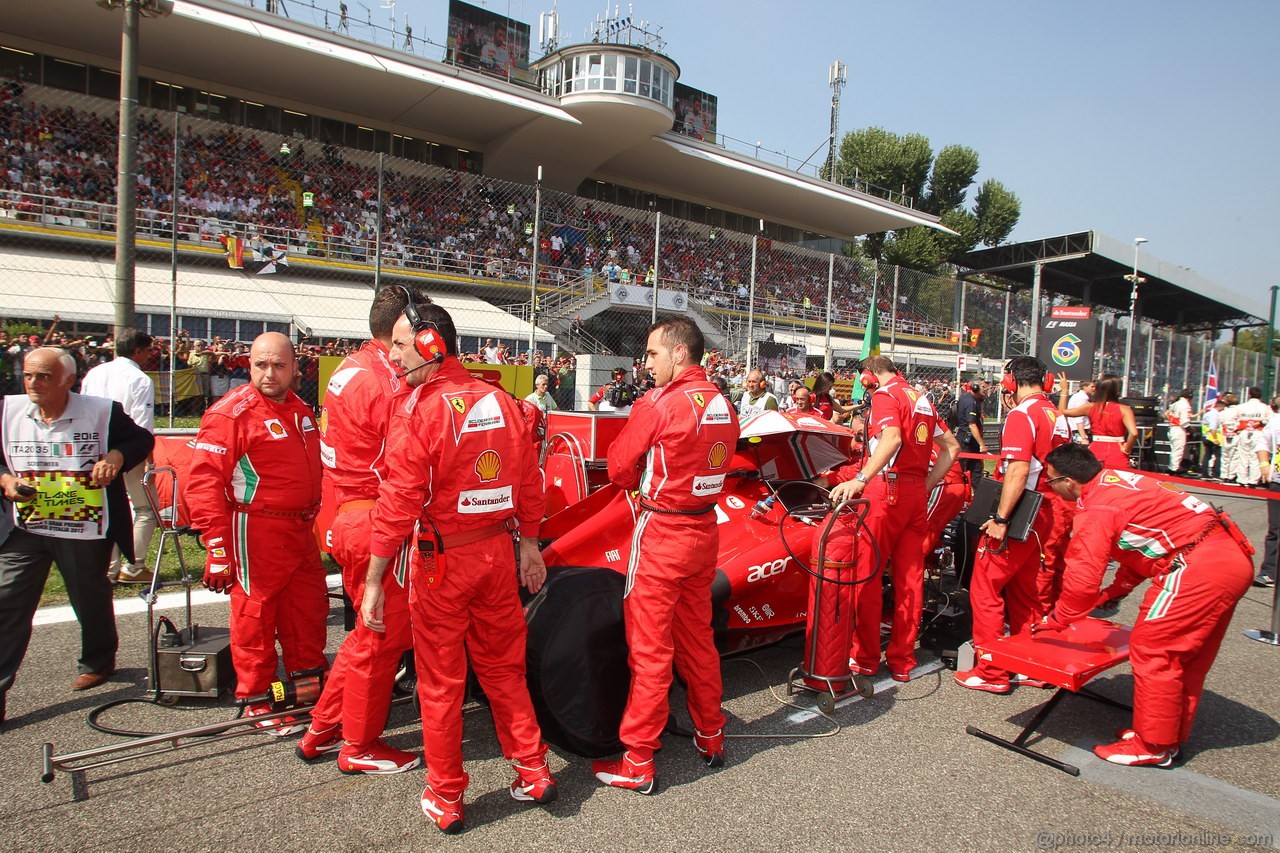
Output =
[
  {"x1": 1164, "y1": 388, "x2": 1194, "y2": 473},
  {"x1": 737, "y1": 369, "x2": 779, "y2": 420},
  {"x1": 1066, "y1": 379, "x2": 1095, "y2": 444},
  {"x1": 1254, "y1": 397, "x2": 1280, "y2": 588},
  {"x1": 79, "y1": 329, "x2": 157, "y2": 583}
]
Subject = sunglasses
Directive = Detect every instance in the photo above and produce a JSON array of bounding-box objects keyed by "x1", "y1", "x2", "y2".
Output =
[{"x1": 1045, "y1": 475, "x2": 1072, "y2": 486}]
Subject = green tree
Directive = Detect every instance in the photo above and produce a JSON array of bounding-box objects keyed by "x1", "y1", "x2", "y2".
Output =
[
  {"x1": 837, "y1": 127, "x2": 932, "y2": 204},
  {"x1": 924, "y1": 145, "x2": 979, "y2": 214},
  {"x1": 836, "y1": 129, "x2": 1020, "y2": 271},
  {"x1": 974, "y1": 179, "x2": 1021, "y2": 247},
  {"x1": 883, "y1": 225, "x2": 943, "y2": 271}
]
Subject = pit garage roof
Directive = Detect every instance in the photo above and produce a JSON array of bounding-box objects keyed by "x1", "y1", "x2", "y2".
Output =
[{"x1": 958, "y1": 231, "x2": 1267, "y2": 333}]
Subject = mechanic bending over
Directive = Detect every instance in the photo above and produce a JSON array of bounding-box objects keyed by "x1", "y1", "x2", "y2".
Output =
[{"x1": 1035, "y1": 444, "x2": 1254, "y2": 768}]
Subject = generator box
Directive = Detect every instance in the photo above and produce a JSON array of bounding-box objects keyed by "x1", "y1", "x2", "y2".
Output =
[{"x1": 155, "y1": 625, "x2": 233, "y2": 698}]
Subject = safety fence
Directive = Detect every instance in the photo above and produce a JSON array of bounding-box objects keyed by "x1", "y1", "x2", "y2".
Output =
[{"x1": 1, "y1": 83, "x2": 1272, "y2": 420}]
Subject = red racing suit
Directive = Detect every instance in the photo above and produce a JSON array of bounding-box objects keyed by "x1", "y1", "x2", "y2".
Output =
[
  {"x1": 843, "y1": 376, "x2": 945, "y2": 675},
  {"x1": 606, "y1": 366, "x2": 740, "y2": 759},
  {"x1": 186, "y1": 384, "x2": 327, "y2": 699},
  {"x1": 369, "y1": 358, "x2": 546, "y2": 799},
  {"x1": 309, "y1": 341, "x2": 411, "y2": 750},
  {"x1": 924, "y1": 426, "x2": 971, "y2": 556},
  {"x1": 969, "y1": 392, "x2": 1069, "y2": 684},
  {"x1": 1046, "y1": 469, "x2": 1254, "y2": 747}
]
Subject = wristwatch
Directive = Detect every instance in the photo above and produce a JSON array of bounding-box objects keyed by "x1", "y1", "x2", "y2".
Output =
[
  {"x1": 854, "y1": 472, "x2": 870, "y2": 485},
  {"x1": 989, "y1": 514, "x2": 1009, "y2": 525}
]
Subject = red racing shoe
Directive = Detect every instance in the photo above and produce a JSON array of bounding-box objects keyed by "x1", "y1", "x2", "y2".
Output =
[
  {"x1": 420, "y1": 785, "x2": 465, "y2": 834},
  {"x1": 1114, "y1": 728, "x2": 1180, "y2": 761},
  {"x1": 693, "y1": 728, "x2": 726, "y2": 768},
  {"x1": 593, "y1": 751, "x2": 657, "y2": 795},
  {"x1": 1093, "y1": 734, "x2": 1176, "y2": 768},
  {"x1": 338, "y1": 739, "x2": 422, "y2": 775},
  {"x1": 295, "y1": 723, "x2": 344, "y2": 762},
  {"x1": 510, "y1": 759, "x2": 558, "y2": 804},
  {"x1": 952, "y1": 669, "x2": 1011, "y2": 694},
  {"x1": 243, "y1": 703, "x2": 306, "y2": 736}
]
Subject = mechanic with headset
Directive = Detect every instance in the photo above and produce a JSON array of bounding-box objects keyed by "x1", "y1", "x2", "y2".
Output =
[
  {"x1": 294, "y1": 286, "x2": 420, "y2": 775},
  {"x1": 954, "y1": 355, "x2": 1070, "y2": 694},
  {"x1": 186, "y1": 333, "x2": 327, "y2": 734},
  {"x1": 363, "y1": 300, "x2": 556, "y2": 834},
  {"x1": 594, "y1": 316, "x2": 740, "y2": 794},
  {"x1": 1035, "y1": 443, "x2": 1254, "y2": 767},
  {"x1": 825, "y1": 355, "x2": 959, "y2": 682}
]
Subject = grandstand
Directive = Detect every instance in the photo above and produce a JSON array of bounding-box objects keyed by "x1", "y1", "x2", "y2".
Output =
[{"x1": 0, "y1": 0, "x2": 968, "y2": 369}]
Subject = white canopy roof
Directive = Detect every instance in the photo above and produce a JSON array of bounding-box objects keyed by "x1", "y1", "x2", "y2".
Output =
[{"x1": 0, "y1": 247, "x2": 553, "y2": 342}]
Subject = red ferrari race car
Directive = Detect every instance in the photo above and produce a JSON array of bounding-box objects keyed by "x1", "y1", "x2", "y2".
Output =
[{"x1": 524, "y1": 409, "x2": 864, "y2": 757}]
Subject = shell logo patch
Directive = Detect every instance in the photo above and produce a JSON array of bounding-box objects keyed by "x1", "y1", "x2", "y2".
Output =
[
  {"x1": 451, "y1": 398, "x2": 467, "y2": 414},
  {"x1": 264, "y1": 419, "x2": 287, "y2": 439},
  {"x1": 318, "y1": 408, "x2": 329, "y2": 436},
  {"x1": 915, "y1": 422, "x2": 929, "y2": 444},
  {"x1": 708, "y1": 441, "x2": 728, "y2": 468},
  {"x1": 475, "y1": 449, "x2": 502, "y2": 482}
]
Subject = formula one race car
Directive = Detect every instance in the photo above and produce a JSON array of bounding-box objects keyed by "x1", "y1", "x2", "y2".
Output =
[{"x1": 524, "y1": 409, "x2": 859, "y2": 757}]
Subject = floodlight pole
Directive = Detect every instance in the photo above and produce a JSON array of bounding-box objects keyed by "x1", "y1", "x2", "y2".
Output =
[
  {"x1": 823, "y1": 253, "x2": 834, "y2": 373},
  {"x1": 528, "y1": 165, "x2": 542, "y2": 357},
  {"x1": 1123, "y1": 237, "x2": 1148, "y2": 395},
  {"x1": 1266, "y1": 284, "x2": 1277, "y2": 400},
  {"x1": 100, "y1": 0, "x2": 175, "y2": 335}
]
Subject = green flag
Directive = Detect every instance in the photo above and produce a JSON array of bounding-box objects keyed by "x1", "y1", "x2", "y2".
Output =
[{"x1": 852, "y1": 301, "x2": 881, "y2": 401}]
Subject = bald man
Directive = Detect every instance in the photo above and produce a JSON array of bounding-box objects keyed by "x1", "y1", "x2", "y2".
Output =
[
  {"x1": 0, "y1": 348, "x2": 153, "y2": 723},
  {"x1": 737, "y1": 369, "x2": 779, "y2": 420},
  {"x1": 186, "y1": 333, "x2": 326, "y2": 734}
]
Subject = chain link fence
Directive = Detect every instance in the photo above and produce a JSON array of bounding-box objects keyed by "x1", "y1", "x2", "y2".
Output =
[{"x1": 2, "y1": 81, "x2": 1272, "y2": 420}]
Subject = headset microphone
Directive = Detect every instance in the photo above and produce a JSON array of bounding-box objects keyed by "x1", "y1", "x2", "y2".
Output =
[{"x1": 396, "y1": 350, "x2": 444, "y2": 378}]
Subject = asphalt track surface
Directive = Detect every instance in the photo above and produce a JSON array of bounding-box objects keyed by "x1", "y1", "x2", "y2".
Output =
[{"x1": 2, "y1": 485, "x2": 1278, "y2": 853}]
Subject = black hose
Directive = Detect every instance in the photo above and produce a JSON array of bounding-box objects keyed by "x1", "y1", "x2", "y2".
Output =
[
  {"x1": 86, "y1": 615, "x2": 241, "y2": 738},
  {"x1": 780, "y1": 498, "x2": 882, "y2": 588}
]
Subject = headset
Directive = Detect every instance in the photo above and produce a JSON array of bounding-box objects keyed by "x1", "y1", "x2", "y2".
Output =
[
  {"x1": 1000, "y1": 360, "x2": 1056, "y2": 395},
  {"x1": 397, "y1": 285, "x2": 447, "y2": 366},
  {"x1": 858, "y1": 367, "x2": 879, "y2": 392}
]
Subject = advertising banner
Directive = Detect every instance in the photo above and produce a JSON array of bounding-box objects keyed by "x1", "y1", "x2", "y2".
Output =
[
  {"x1": 1037, "y1": 306, "x2": 1098, "y2": 380},
  {"x1": 610, "y1": 283, "x2": 688, "y2": 312}
]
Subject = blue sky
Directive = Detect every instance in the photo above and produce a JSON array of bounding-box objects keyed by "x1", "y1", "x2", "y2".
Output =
[{"x1": 350, "y1": 0, "x2": 1280, "y2": 312}]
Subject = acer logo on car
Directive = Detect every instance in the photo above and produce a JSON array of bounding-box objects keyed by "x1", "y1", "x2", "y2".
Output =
[{"x1": 746, "y1": 556, "x2": 790, "y2": 583}]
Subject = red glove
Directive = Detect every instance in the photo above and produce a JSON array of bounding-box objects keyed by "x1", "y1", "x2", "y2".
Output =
[
  {"x1": 1030, "y1": 610, "x2": 1069, "y2": 635},
  {"x1": 1095, "y1": 583, "x2": 1131, "y2": 609},
  {"x1": 202, "y1": 535, "x2": 237, "y2": 594}
]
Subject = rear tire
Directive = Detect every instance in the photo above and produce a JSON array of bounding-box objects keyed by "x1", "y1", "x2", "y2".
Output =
[{"x1": 524, "y1": 567, "x2": 630, "y2": 757}]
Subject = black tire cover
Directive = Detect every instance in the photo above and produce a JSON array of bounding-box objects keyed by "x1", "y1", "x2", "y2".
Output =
[{"x1": 525, "y1": 566, "x2": 630, "y2": 757}]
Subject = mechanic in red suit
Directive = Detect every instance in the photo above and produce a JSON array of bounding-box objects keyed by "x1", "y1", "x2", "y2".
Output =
[
  {"x1": 955, "y1": 356, "x2": 1069, "y2": 694},
  {"x1": 363, "y1": 301, "x2": 555, "y2": 834},
  {"x1": 1036, "y1": 444, "x2": 1254, "y2": 767},
  {"x1": 186, "y1": 332, "x2": 326, "y2": 734},
  {"x1": 827, "y1": 356, "x2": 958, "y2": 682},
  {"x1": 923, "y1": 423, "x2": 971, "y2": 556},
  {"x1": 594, "y1": 316, "x2": 740, "y2": 794},
  {"x1": 295, "y1": 287, "x2": 420, "y2": 774}
]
